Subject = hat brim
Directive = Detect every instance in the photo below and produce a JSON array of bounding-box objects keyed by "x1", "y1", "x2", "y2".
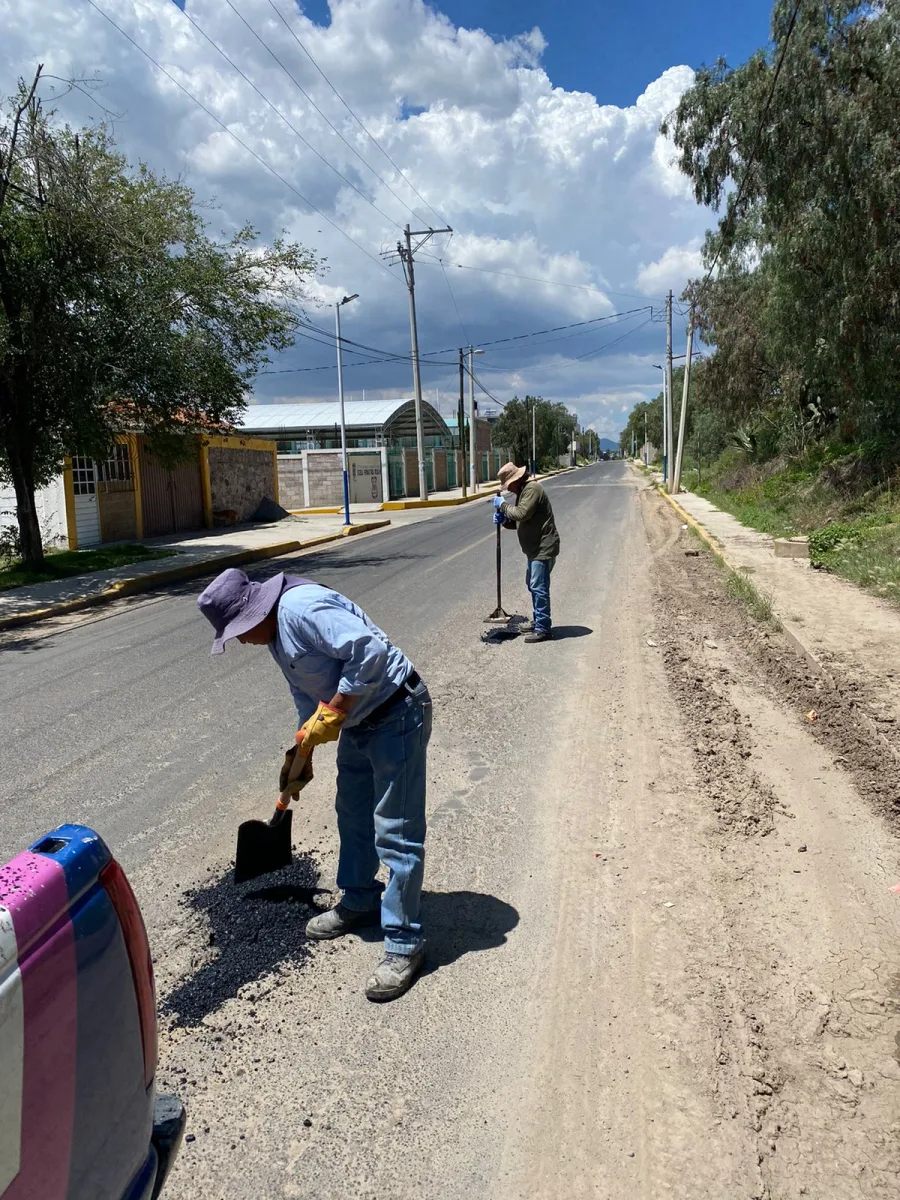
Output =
[
  {"x1": 500, "y1": 465, "x2": 527, "y2": 488},
  {"x1": 210, "y1": 572, "x2": 284, "y2": 655}
]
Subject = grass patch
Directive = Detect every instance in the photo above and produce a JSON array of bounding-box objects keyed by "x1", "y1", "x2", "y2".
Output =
[
  {"x1": 725, "y1": 568, "x2": 778, "y2": 626},
  {"x1": 0, "y1": 543, "x2": 178, "y2": 590},
  {"x1": 813, "y1": 522, "x2": 900, "y2": 609}
]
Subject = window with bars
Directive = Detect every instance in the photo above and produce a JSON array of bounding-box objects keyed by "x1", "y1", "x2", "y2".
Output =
[{"x1": 98, "y1": 444, "x2": 133, "y2": 491}]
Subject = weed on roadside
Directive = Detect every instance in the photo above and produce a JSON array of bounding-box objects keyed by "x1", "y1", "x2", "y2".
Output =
[{"x1": 725, "y1": 569, "x2": 778, "y2": 626}]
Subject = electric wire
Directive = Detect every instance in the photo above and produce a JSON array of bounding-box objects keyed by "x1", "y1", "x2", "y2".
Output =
[{"x1": 84, "y1": 0, "x2": 399, "y2": 280}]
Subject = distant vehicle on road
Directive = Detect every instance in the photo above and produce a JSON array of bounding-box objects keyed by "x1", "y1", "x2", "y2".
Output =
[{"x1": 0, "y1": 824, "x2": 185, "y2": 1200}]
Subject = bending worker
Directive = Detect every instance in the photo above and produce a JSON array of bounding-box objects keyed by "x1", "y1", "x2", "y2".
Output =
[
  {"x1": 197, "y1": 568, "x2": 431, "y2": 1002},
  {"x1": 494, "y1": 462, "x2": 560, "y2": 642}
]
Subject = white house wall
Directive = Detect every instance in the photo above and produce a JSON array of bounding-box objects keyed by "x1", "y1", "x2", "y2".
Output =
[{"x1": 0, "y1": 475, "x2": 69, "y2": 547}]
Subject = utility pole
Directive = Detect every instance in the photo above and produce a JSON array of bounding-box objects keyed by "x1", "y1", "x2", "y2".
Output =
[
  {"x1": 468, "y1": 346, "x2": 483, "y2": 492},
  {"x1": 397, "y1": 223, "x2": 452, "y2": 499},
  {"x1": 458, "y1": 348, "x2": 468, "y2": 498},
  {"x1": 644, "y1": 410, "x2": 648, "y2": 466},
  {"x1": 531, "y1": 402, "x2": 537, "y2": 475},
  {"x1": 672, "y1": 305, "x2": 695, "y2": 495},
  {"x1": 665, "y1": 290, "x2": 674, "y2": 492}
]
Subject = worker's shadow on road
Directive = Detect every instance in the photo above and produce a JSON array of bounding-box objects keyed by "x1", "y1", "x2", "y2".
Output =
[{"x1": 416, "y1": 890, "x2": 520, "y2": 974}]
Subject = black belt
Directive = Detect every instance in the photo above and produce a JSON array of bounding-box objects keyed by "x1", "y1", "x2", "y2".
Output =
[{"x1": 366, "y1": 670, "x2": 422, "y2": 725}]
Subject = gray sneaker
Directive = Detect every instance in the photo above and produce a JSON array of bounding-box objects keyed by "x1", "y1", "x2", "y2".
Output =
[
  {"x1": 365, "y1": 947, "x2": 425, "y2": 1001},
  {"x1": 305, "y1": 903, "x2": 379, "y2": 941}
]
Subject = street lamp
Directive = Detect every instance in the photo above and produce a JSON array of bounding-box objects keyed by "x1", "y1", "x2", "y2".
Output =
[
  {"x1": 468, "y1": 347, "x2": 485, "y2": 492},
  {"x1": 335, "y1": 294, "x2": 359, "y2": 526}
]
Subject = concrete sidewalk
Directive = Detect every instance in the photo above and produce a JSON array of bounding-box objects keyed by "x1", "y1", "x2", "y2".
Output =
[
  {"x1": 651, "y1": 474, "x2": 900, "y2": 742},
  {"x1": 0, "y1": 512, "x2": 391, "y2": 629}
]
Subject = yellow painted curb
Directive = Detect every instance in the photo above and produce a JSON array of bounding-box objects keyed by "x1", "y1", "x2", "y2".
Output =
[
  {"x1": 288, "y1": 506, "x2": 342, "y2": 515},
  {"x1": 340, "y1": 520, "x2": 391, "y2": 536},
  {"x1": 0, "y1": 521, "x2": 392, "y2": 633}
]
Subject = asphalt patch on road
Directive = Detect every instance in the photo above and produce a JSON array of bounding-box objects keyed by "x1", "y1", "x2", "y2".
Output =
[{"x1": 161, "y1": 852, "x2": 328, "y2": 1027}]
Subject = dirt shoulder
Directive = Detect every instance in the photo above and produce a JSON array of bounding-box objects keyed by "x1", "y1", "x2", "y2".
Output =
[{"x1": 498, "y1": 486, "x2": 900, "y2": 1199}]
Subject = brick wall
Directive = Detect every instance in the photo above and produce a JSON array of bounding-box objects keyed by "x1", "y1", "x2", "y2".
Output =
[
  {"x1": 278, "y1": 457, "x2": 305, "y2": 509},
  {"x1": 404, "y1": 449, "x2": 419, "y2": 497},
  {"x1": 307, "y1": 452, "x2": 344, "y2": 507},
  {"x1": 432, "y1": 449, "x2": 448, "y2": 491},
  {"x1": 98, "y1": 487, "x2": 137, "y2": 542},
  {"x1": 208, "y1": 447, "x2": 275, "y2": 521}
]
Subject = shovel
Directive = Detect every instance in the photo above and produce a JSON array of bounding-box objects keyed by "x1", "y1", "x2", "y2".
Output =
[
  {"x1": 234, "y1": 756, "x2": 308, "y2": 884},
  {"x1": 484, "y1": 521, "x2": 512, "y2": 626}
]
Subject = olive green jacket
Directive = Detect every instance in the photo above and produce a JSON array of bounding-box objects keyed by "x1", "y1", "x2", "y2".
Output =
[{"x1": 501, "y1": 479, "x2": 560, "y2": 561}]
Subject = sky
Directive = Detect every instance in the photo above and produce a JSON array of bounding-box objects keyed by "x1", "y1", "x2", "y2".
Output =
[{"x1": 0, "y1": 0, "x2": 774, "y2": 438}]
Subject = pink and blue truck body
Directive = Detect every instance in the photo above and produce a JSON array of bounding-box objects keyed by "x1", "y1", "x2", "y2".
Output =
[{"x1": 0, "y1": 825, "x2": 185, "y2": 1200}]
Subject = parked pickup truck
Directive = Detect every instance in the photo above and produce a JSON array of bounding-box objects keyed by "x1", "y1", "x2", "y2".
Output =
[{"x1": 0, "y1": 824, "x2": 185, "y2": 1200}]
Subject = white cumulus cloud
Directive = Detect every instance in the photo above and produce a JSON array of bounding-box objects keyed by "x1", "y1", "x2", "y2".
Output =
[{"x1": 0, "y1": 0, "x2": 712, "y2": 434}]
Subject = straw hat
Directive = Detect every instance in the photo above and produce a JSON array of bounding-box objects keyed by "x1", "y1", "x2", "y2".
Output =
[{"x1": 497, "y1": 462, "x2": 527, "y2": 489}]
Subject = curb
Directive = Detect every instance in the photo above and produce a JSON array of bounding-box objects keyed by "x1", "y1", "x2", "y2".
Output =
[
  {"x1": 382, "y1": 491, "x2": 493, "y2": 511},
  {"x1": 0, "y1": 519, "x2": 391, "y2": 633},
  {"x1": 646, "y1": 472, "x2": 900, "y2": 769}
]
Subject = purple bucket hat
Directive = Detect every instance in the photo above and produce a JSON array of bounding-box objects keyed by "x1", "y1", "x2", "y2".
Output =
[{"x1": 197, "y1": 568, "x2": 285, "y2": 655}]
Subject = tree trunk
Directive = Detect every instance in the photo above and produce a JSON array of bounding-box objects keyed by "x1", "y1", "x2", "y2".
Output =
[{"x1": 8, "y1": 447, "x2": 44, "y2": 569}]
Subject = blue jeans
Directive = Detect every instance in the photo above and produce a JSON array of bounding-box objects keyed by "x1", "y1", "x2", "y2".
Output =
[
  {"x1": 334, "y1": 680, "x2": 432, "y2": 955},
  {"x1": 526, "y1": 558, "x2": 555, "y2": 633}
]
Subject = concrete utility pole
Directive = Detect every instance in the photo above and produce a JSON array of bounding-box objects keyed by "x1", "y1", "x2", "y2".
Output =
[
  {"x1": 531, "y1": 402, "x2": 537, "y2": 474},
  {"x1": 672, "y1": 305, "x2": 695, "y2": 495},
  {"x1": 458, "y1": 348, "x2": 467, "y2": 498},
  {"x1": 335, "y1": 293, "x2": 359, "y2": 527},
  {"x1": 398, "y1": 223, "x2": 452, "y2": 499},
  {"x1": 644, "y1": 410, "x2": 648, "y2": 465},
  {"x1": 468, "y1": 346, "x2": 484, "y2": 491},
  {"x1": 665, "y1": 290, "x2": 674, "y2": 492}
]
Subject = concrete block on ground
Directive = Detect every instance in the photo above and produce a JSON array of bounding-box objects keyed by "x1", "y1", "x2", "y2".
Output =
[{"x1": 774, "y1": 537, "x2": 809, "y2": 559}]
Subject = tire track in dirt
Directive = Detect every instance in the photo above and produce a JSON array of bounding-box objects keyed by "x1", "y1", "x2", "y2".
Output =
[{"x1": 642, "y1": 487, "x2": 900, "y2": 1199}]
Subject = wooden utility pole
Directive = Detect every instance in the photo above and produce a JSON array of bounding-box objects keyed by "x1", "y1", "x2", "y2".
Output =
[{"x1": 398, "y1": 223, "x2": 452, "y2": 499}]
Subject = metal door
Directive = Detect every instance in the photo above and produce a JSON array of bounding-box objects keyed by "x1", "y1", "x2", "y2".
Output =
[{"x1": 138, "y1": 440, "x2": 204, "y2": 537}]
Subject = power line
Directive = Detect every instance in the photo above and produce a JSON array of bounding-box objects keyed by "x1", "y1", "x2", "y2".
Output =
[
  {"x1": 174, "y1": 1, "x2": 405, "y2": 232},
  {"x1": 84, "y1": 0, "x2": 398, "y2": 280},
  {"x1": 259, "y1": 304, "x2": 653, "y2": 374},
  {"x1": 438, "y1": 258, "x2": 469, "y2": 347},
  {"x1": 266, "y1": 0, "x2": 447, "y2": 226},
  {"x1": 699, "y1": 0, "x2": 802, "y2": 292},
  {"x1": 222, "y1": 0, "x2": 428, "y2": 229},
  {"x1": 418, "y1": 255, "x2": 665, "y2": 303}
]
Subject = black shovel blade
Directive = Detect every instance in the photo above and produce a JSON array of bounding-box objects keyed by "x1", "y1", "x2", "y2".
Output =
[{"x1": 234, "y1": 809, "x2": 293, "y2": 884}]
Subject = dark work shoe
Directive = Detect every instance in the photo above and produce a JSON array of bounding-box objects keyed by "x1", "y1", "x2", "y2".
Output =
[
  {"x1": 365, "y1": 947, "x2": 425, "y2": 1001},
  {"x1": 305, "y1": 903, "x2": 379, "y2": 940},
  {"x1": 524, "y1": 630, "x2": 552, "y2": 643}
]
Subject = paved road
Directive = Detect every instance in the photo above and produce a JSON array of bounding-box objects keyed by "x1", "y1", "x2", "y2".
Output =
[{"x1": 0, "y1": 461, "x2": 637, "y2": 1198}]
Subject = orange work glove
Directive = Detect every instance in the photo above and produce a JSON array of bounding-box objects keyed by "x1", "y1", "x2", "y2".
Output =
[{"x1": 296, "y1": 701, "x2": 346, "y2": 751}]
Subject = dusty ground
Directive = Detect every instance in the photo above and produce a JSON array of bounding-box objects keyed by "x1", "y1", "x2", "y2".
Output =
[{"x1": 147, "y1": 474, "x2": 900, "y2": 1199}]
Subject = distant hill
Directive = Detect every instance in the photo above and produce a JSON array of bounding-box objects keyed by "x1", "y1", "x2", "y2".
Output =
[{"x1": 599, "y1": 438, "x2": 618, "y2": 451}]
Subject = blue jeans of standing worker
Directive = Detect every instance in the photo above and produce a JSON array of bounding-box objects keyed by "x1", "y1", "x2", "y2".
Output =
[
  {"x1": 526, "y1": 557, "x2": 555, "y2": 633},
  {"x1": 334, "y1": 679, "x2": 432, "y2": 955}
]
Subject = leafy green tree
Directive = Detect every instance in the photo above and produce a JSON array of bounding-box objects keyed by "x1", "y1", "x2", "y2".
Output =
[
  {"x1": 664, "y1": 1, "x2": 900, "y2": 455},
  {"x1": 492, "y1": 395, "x2": 577, "y2": 469},
  {"x1": 0, "y1": 71, "x2": 318, "y2": 567}
]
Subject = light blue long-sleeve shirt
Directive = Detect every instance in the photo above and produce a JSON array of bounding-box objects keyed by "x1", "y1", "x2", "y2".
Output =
[{"x1": 268, "y1": 584, "x2": 413, "y2": 727}]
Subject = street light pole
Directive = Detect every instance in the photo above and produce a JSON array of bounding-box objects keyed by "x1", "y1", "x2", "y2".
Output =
[{"x1": 335, "y1": 293, "x2": 359, "y2": 526}]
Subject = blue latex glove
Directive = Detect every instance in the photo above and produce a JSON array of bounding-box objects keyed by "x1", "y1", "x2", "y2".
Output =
[{"x1": 493, "y1": 495, "x2": 505, "y2": 525}]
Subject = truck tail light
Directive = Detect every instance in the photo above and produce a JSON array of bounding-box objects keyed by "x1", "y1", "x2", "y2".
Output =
[{"x1": 100, "y1": 859, "x2": 158, "y2": 1089}]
